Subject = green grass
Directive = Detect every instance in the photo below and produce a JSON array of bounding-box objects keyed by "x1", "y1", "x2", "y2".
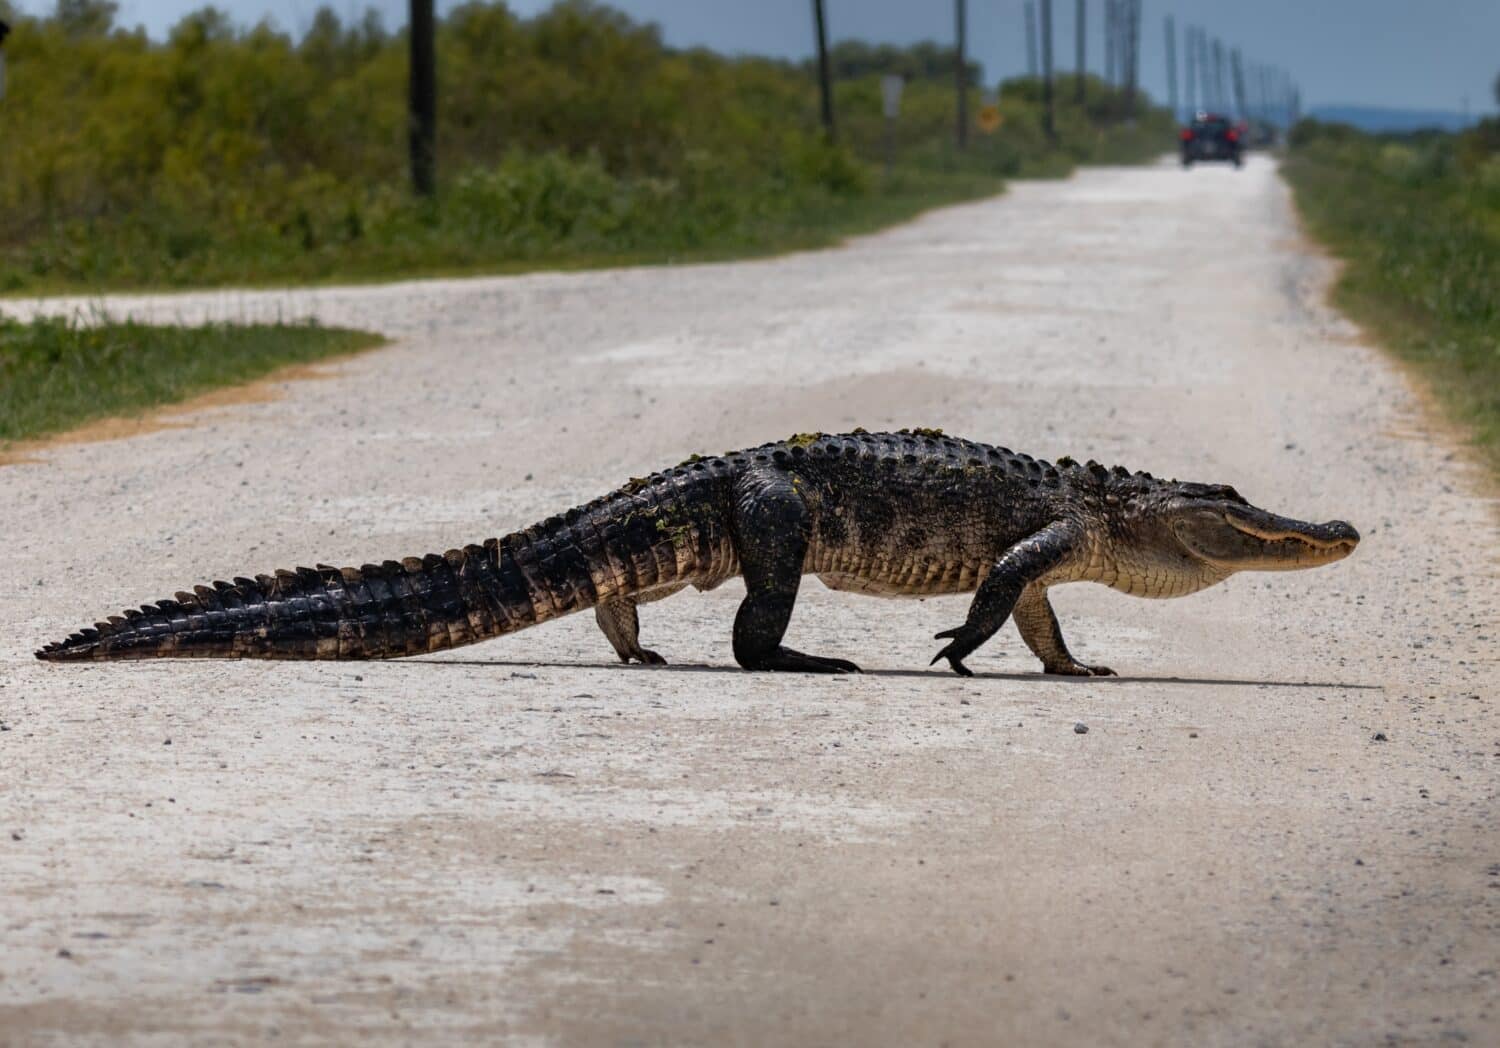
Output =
[
  {"x1": 0, "y1": 113, "x2": 1171, "y2": 297},
  {"x1": 1, "y1": 160, "x2": 1010, "y2": 296},
  {"x1": 0, "y1": 316, "x2": 384, "y2": 443},
  {"x1": 1282, "y1": 122, "x2": 1500, "y2": 473},
  {"x1": 0, "y1": 121, "x2": 1171, "y2": 297}
]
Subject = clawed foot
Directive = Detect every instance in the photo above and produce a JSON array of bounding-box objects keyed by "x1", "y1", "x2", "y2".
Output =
[
  {"x1": 617, "y1": 648, "x2": 667, "y2": 666},
  {"x1": 931, "y1": 624, "x2": 987, "y2": 677},
  {"x1": 1044, "y1": 661, "x2": 1116, "y2": 677},
  {"x1": 742, "y1": 646, "x2": 861, "y2": 674}
]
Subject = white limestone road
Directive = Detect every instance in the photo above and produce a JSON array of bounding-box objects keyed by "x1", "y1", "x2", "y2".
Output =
[{"x1": 1, "y1": 156, "x2": 1496, "y2": 1045}]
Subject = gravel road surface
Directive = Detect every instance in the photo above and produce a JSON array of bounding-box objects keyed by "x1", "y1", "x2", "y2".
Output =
[{"x1": 2, "y1": 157, "x2": 1496, "y2": 1045}]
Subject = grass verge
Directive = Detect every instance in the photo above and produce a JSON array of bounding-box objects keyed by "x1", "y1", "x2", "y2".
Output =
[
  {"x1": 2, "y1": 163, "x2": 1009, "y2": 297},
  {"x1": 1281, "y1": 122, "x2": 1499, "y2": 474},
  {"x1": 0, "y1": 316, "x2": 384, "y2": 444}
]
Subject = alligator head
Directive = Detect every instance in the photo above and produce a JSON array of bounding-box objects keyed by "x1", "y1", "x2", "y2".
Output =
[{"x1": 1099, "y1": 478, "x2": 1359, "y2": 598}]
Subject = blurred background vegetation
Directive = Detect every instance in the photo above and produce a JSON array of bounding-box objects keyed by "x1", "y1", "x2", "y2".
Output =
[
  {"x1": 0, "y1": 0, "x2": 1173, "y2": 293},
  {"x1": 1283, "y1": 112, "x2": 1500, "y2": 469}
]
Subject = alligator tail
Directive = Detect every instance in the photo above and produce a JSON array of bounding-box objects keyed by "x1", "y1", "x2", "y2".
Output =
[
  {"x1": 37, "y1": 466, "x2": 726, "y2": 663},
  {"x1": 35, "y1": 541, "x2": 544, "y2": 661}
]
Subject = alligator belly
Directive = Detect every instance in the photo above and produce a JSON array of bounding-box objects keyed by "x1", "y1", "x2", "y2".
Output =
[{"x1": 815, "y1": 570, "x2": 979, "y2": 599}]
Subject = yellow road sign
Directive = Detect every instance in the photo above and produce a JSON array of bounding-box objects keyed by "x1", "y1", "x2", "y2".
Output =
[{"x1": 977, "y1": 105, "x2": 1003, "y2": 133}]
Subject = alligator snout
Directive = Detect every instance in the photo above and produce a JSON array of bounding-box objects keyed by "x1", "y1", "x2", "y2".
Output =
[
  {"x1": 1224, "y1": 507, "x2": 1360, "y2": 550},
  {"x1": 1307, "y1": 520, "x2": 1360, "y2": 550}
]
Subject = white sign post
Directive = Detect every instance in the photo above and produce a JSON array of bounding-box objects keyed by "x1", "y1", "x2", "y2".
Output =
[
  {"x1": 881, "y1": 75, "x2": 904, "y2": 119},
  {"x1": 881, "y1": 75, "x2": 904, "y2": 177}
]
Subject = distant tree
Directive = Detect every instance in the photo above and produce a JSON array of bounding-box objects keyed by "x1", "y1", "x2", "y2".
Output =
[
  {"x1": 53, "y1": 0, "x2": 117, "y2": 36},
  {"x1": 301, "y1": 6, "x2": 386, "y2": 78},
  {"x1": 166, "y1": 6, "x2": 235, "y2": 48}
]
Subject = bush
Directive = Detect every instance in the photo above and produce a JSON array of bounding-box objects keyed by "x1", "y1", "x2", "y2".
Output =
[{"x1": 0, "y1": 1, "x2": 1172, "y2": 292}]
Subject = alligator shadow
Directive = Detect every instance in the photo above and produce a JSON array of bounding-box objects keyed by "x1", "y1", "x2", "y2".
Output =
[{"x1": 398, "y1": 657, "x2": 1380, "y2": 691}]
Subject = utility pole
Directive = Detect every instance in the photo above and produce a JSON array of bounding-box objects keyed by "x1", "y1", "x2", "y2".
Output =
[
  {"x1": 812, "y1": 0, "x2": 836, "y2": 142},
  {"x1": 1198, "y1": 32, "x2": 1211, "y2": 111},
  {"x1": 1194, "y1": 29, "x2": 1207, "y2": 110},
  {"x1": 1183, "y1": 25, "x2": 1196, "y2": 118},
  {"x1": 0, "y1": 18, "x2": 10, "y2": 103},
  {"x1": 955, "y1": 0, "x2": 968, "y2": 149},
  {"x1": 408, "y1": 0, "x2": 436, "y2": 197},
  {"x1": 1164, "y1": 14, "x2": 1178, "y2": 123},
  {"x1": 1024, "y1": 1, "x2": 1038, "y2": 79},
  {"x1": 1103, "y1": 0, "x2": 1115, "y2": 87},
  {"x1": 1040, "y1": 0, "x2": 1055, "y2": 139},
  {"x1": 1123, "y1": 0, "x2": 1139, "y2": 116},
  {"x1": 1206, "y1": 34, "x2": 1218, "y2": 110},
  {"x1": 1212, "y1": 38, "x2": 1226, "y2": 115},
  {"x1": 1075, "y1": 0, "x2": 1086, "y2": 103},
  {"x1": 1231, "y1": 48, "x2": 1247, "y2": 121}
]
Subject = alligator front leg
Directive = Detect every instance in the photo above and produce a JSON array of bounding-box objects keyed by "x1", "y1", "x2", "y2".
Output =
[
  {"x1": 730, "y1": 468, "x2": 860, "y2": 674},
  {"x1": 931, "y1": 521, "x2": 1080, "y2": 677},
  {"x1": 1012, "y1": 584, "x2": 1115, "y2": 677}
]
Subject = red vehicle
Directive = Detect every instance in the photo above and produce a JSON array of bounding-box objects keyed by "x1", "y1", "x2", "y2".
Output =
[{"x1": 1180, "y1": 113, "x2": 1243, "y2": 168}]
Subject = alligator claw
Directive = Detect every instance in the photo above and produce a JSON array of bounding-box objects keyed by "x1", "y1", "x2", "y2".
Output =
[
  {"x1": 1045, "y1": 661, "x2": 1116, "y2": 677},
  {"x1": 819, "y1": 656, "x2": 863, "y2": 674},
  {"x1": 931, "y1": 625, "x2": 984, "y2": 677},
  {"x1": 930, "y1": 651, "x2": 975, "y2": 677},
  {"x1": 741, "y1": 647, "x2": 861, "y2": 674}
]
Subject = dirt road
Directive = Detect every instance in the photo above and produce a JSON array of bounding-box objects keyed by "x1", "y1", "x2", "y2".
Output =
[{"x1": 2, "y1": 157, "x2": 1496, "y2": 1045}]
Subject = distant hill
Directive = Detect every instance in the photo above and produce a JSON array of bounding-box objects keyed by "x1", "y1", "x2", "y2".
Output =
[{"x1": 1307, "y1": 105, "x2": 1486, "y2": 133}]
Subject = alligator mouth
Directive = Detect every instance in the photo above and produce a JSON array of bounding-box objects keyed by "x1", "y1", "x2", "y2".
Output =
[
  {"x1": 1224, "y1": 509, "x2": 1359, "y2": 550},
  {"x1": 1222, "y1": 507, "x2": 1360, "y2": 562}
]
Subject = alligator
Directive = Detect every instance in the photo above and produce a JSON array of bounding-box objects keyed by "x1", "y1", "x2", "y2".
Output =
[{"x1": 36, "y1": 430, "x2": 1359, "y2": 676}]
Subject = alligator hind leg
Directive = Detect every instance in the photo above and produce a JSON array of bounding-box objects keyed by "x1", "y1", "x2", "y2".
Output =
[
  {"x1": 1012, "y1": 584, "x2": 1115, "y2": 677},
  {"x1": 595, "y1": 597, "x2": 667, "y2": 665},
  {"x1": 730, "y1": 469, "x2": 860, "y2": 674}
]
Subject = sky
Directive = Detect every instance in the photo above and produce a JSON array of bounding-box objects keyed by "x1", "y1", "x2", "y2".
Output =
[{"x1": 29, "y1": 0, "x2": 1500, "y2": 115}]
